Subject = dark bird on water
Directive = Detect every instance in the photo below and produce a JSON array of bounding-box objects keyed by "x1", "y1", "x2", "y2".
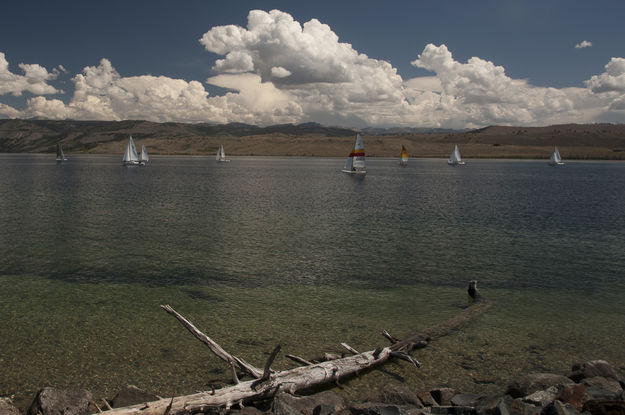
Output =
[{"x1": 467, "y1": 280, "x2": 479, "y2": 300}]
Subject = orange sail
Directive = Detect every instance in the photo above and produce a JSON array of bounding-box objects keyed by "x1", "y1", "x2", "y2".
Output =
[{"x1": 399, "y1": 145, "x2": 408, "y2": 166}]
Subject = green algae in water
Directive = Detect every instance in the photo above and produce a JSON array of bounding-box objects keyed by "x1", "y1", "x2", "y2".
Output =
[{"x1": 2, "y1": 275, "x2": 625, "y2": 410}]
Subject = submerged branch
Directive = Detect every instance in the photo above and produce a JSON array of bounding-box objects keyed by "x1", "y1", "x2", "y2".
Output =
[{"x1": 102, "y1": 284, "x2": 491, "y2": 414}]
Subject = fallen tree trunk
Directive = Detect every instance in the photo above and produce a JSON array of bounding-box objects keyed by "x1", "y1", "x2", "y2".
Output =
[{"x1": 98, "y1": 284, "x2": 491, "y2": 415}]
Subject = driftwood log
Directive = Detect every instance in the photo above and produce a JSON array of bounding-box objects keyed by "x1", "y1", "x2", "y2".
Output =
[{"x1": 98, "y1": 283, "x2": 491, "y2": 414}]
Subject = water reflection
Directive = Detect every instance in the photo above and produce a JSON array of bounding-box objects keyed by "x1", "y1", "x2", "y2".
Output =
[{"x1": 0, "y1": 155, "x2": 624, "y2": 291}]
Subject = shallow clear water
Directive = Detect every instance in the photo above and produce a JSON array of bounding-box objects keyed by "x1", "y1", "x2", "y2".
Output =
[{"x1": 1, "y1": 154, "x2": 624, "y2": 408}]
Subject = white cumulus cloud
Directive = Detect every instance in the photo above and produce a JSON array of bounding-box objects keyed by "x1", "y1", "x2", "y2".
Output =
[
  {"x1": 23, "y1": 58, "x2": 307, "y2": 126},
  {"x1": 207, "y1": 72, "x2": 303, "y2": 124},
  {"x1": 213, "y1": 51, "x2": 255, "y2": 73},
  {"x1": 585, "y1": 57, "x2": 625, "y2": 93},
  {"x1": 199, "y1": 9, "x2": 405, "y2": 126},
  {"x1": 0, "y1": 102, "x2": 21, "y2": 118},
  {"x1": 5, "y1": 10, "x2": 625, "y2": 127},
  {"x1": 575, "y1": 40, "x2": 593, "y2": 49},
  {"x1": 200, "y1": 9, "x2": 403, "y2": 94},
  {"x1": 271, "y1": 66, "x2": 292, "y2": 78},
  {"x1": 583, "y1": 57, "x2": 625, "y2": 115},
  {"x1": 0, "y1": 52, "x2": 60, "y2": 96},
  {"x1": 409, "y1": 43, "x2": 580, "y2": 127},
  {"x1": 25, "y1": 58, "x2": 222, "y2": 122}
]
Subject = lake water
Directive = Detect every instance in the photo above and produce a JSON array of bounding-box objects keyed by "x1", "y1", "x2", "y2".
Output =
[{"x1": 1, "y1": 154, "x2": 624, "y2": 408}]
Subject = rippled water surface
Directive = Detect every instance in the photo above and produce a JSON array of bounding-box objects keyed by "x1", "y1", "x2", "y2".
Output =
[{"x1": 1, "y1": 154, "x2": 624, "y2": 408}]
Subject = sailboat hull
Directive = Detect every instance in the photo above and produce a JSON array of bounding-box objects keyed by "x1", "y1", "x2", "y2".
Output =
[
  {"x1": 341, "y1": 169, "x2": 366, "y2": 175},
  {"x1": 447, "y1": 161, "x2": 465, "y2": 166}
]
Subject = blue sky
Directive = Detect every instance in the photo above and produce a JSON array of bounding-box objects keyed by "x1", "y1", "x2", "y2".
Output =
[{"x1": 1, "y1": 0, "x2": 624, "y2": 128}]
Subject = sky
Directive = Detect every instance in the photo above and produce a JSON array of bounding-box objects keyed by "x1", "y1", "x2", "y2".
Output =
[{"x1": 1, "y1": 0, "x2": 625, "y2": 129}]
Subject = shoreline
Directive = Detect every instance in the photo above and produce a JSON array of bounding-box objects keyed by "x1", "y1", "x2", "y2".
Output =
[
  {"x1": 3, "y1": 152, "x2": 625, "y2": 161},
  {"x1": 3, "y1": 359, "x2": 623, "y2": 415}
]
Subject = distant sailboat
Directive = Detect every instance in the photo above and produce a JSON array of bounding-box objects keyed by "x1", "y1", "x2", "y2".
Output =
[
  {"x1": 342, "y1": 133, "x2": 366, "y2": 175},
  {"x1": 399, "y1": 145, "x2": 408, "y2": 166},
  {"x1": 548, "y1": 146, "x2": 564, "y2": 166},
  {"x1": 216, "y1": 144, "x2": 230, "y2": 162},
  {"x1": 56, "y1": 144, "x2": 68, "y2": 162},
  {"x1": 139, "y1": 144, "x2": 150, "y2": 165},
  {"x1": 447, "y1": 144, "x2": 465, "y2": 166},
  {"x1": 122, "y1": 135, "x2": 140, "y2": 166}
]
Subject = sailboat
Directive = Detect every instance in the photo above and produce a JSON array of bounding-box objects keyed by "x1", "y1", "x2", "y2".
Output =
[
  {"x1": 122, "y1": 135, "x2": 140, "y2": 166},
  {"x1": 139, "y1": 144, "x2": 150, "y2": 165},
  {"x1": 399, "y1": 145, "x2": 408, "y2": 166},
  {"x1": 548, "y1": 146, "x2": 564, "y2": 166},
  {"x1": 56, "y1": 143, "x2": 68, "y2": 162},
  {"x1": 342, "y1": 133, "x2": 366, "y2": 175},
  {"x1": 447, "y1": 144, "x2": 465, "y2": 166},
  {"x1": 216, "y1": 144, "x2": 230, "y2": 162}
]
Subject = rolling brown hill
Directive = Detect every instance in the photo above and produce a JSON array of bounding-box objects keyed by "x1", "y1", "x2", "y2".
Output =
[{"x1": 1, "y1": 119, "x2": 624, "y2": 159}]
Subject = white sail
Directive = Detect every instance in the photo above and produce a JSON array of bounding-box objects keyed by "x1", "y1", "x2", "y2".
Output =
[
  {"x1": 343, "y1": 152, "x2": 354, "y2": 171},
  {"x1": 140, "y1": 144, "x2": 150, "y2": 164},
  {"x1": 216, "y1": 144, "x2": 230, "y2": 162},
  {"x1": 448, "y1": 144, "x2": 465, "y2": 166},
  {"x1": 549, "y1": 146, "x2": 564, "y2": 166},
  {"x1": 56, "y1": 144, "x2": 67, "y2": 161},
  {"x1": 122, "y1": 135, "x2": 140, "y2": 165},
  {"x1": 342, "y1": 133, "x2": 366, "y2": 175}
]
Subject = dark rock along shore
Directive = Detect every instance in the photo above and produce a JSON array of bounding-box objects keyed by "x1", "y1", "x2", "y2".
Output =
[{"x1": 2, "y1": 360, "x2": 623, "y2": 415}]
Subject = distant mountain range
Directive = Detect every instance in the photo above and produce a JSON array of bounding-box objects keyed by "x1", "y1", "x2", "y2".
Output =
[{"x1": 1, "y1": 118, "x2": 624, "y2": 159}]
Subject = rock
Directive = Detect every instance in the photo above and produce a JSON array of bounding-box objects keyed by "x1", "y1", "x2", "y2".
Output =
[
  {"x1": 374, "y1": 386, "x2": 423, "y2": 407},
  {"x1": 582, "y1": 400, "x2": 625, "y2": 415},
  {"x1": 430, "y1": 405, "x2": 475, "y2": 415},
  {"x1": 542, "y1": 400, "x2": 584, "y2": 415},
  {"x1": 474, "y1": 397, "x2": 540, "y2": 415},
  {"x1": 0, "y1": 398, "x2": 21, "y2": 415},
  {"x1": 417, "y1": 391, "x2": 438, "y2": 407},
  {"x1": 229, "y1": 407, "x2": 265, "y2": 415},
  {"x1": 506, "y1": 374, "x2": 574, "y2": 399},
  {"x1": 522, "y1": 386, "x2": 559, "y2": 407},
  {"x1": 450, "y1": 395, "x2": 487, "y2": 408},
  {"x1": 569, "y1": 361, "x2": 619, "y2": 383},
  {"x1": 475, "y1": 395, "x2": 511, "y2": 415},
  {"x1": 272, "y1": 391, "x2": 347, "y2": 415},
  {"x1": 348, "y1": 402, "x2": 417, "y2": 415},
  {"x1": 581, "y1": 377, "x2": 624, "y2": 401},
  {"x1": 556, "y1": 384, "x2": 589, "y2": 411},
  {"x1": 272, "y1": 395, "x2": 300, "y2": 415},
  {"x1": 110, "y1": 385, "x2": 160, "y2": 408},
  {"x1": 431, "y1": 389, "x2": 456, "y2": 406},
  {"x1": 26, "y1": 388, "x2": 92, "y2": 415},
  {"x1": 508, "y1": 398, "x2": 541, "y2": 415}
]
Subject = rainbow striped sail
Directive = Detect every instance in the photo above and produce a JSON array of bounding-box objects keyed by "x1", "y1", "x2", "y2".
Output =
[
  {"x1": 400, "y1": 145, "x2": 408, "y2": 166},
  {"x1": 342, "y1": 133, "x2": 366, "y2": 175}
]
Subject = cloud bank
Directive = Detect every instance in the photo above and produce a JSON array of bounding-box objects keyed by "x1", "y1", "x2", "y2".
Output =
[
  {"x1": 1, "y1": 9, "x2": 625, "y2": 127},
  {"x1": 0, "y1": 52, "x2": 61, "y2": 96},
  {"x1": 575, "y1": 40, "x2": 593, "y2": 49}
]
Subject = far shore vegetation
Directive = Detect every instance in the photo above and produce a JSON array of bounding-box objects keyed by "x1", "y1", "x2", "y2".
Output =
[{"x1": 1, "y1": 119, "x2": 624, "y2": 160}]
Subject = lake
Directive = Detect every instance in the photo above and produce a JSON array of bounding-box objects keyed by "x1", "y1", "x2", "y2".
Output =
[{"x1": 1, "y1": 154, "x2": 624, "y2": 408}]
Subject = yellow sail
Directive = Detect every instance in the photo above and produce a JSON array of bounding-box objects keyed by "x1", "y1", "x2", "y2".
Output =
[{"x1": 400, "y1": 145, "x2": 408, "y2": 166}]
